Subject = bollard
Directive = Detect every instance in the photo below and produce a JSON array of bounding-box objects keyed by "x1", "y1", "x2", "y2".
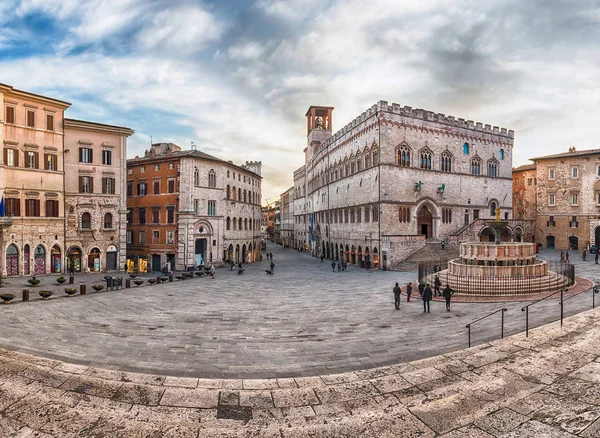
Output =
[
  {"x1": 169, "y1": 273, "x2": 173, "y2": 282},
  {"x1": 125, "y1": 279, "x2": 131, "y2": 289},
  {"x1": 156, "y1": 276, "x2": 161, "y2": 284},
  {"x1": 69, "y1": 275, "x2": 74, "y2": 285},
  {"x1": 22, "y1": 289, "x2": 29, "y2": 301},
  {"x1": 80, "y1": 284, "x2": 86, "y2": 295}
]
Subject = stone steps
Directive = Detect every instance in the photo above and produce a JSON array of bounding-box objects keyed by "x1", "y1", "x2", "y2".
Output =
[{"x1": 396, "y1": 241, "x2": 459, "y2": 271}]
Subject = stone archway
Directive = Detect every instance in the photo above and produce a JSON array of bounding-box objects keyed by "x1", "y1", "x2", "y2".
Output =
[{"x1": 417, "y1": 205, "x2": 434, "y2": 239}]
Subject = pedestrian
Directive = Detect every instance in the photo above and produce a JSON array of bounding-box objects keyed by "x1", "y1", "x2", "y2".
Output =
[
  {"x1": 321, "y1": 255, "x2": 325, "y2": 263},
  {"x1": 423, "y1": 283, "x2": 432, "y2": 313},
  {"x1": 331, "y1": 260, "x2": 336, "y2": 272},
  {"x1": 418, "y1": 280, "x2": 425, "y2": 296},
  {"x1": 270, "y1": 252, "x2": 273, "y2": 260},
  {"x1": 442, "y1": 283, "x2": 454, "y2": 311},
  {"x1": 566, "y1": 251, "x2": 570, "y2": 263},
  {"x1": 270, "y1": 261, "x2": 275, "y2": 274},
  {"x1": 583, "y1": 249, "x2": 587, "y2": 261},
  {"x1": 406, "y1": 282, "x2": 413, "y2": 302},
  {"x1": 434, "y1": 275, "x2": 441, "y2": 297},
  {"x1": 209, "y1": 265, "x2": 215, "y2": 279},
  {"x1": 337, "y1": 261, "x2": 341, "y2": 272},
  {"x1": 393, "y1": 283, "x2": 401, "y2": 310},
  {"x1": 441, "y1": 240, "x2": 445, "y2": 249},
  {"x1": 560, "y1": 251, "x2": 565, "y2": 262},
  {"x1": 366, "y1": 260, "x2": 371, "y2": 272},
  {"x1": 342, "y1": 261, "x2": 347, "y2": 271},
  {"x1": 596, "y1": 251, "x2": 599, "y2": 265}
]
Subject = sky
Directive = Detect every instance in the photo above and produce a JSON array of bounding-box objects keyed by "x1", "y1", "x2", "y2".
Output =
[{"x1": 1, "y1": 0, "x2": 599, "y2": 203}]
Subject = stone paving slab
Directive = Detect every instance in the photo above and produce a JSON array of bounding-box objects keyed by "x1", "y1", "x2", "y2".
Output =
[{"x1": 2, "y1": 307, "x2": 600, "y2": 435}]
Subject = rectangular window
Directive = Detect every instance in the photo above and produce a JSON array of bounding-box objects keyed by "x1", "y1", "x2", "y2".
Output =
[
  {"x1": 5, "y1": 106, "x2": 15, "y2": 124},
  {"x1": 4, "y1": 148, "x2": 17, "y2": 167},
  {"x1": 597, "y1": 192, "x2": 600, "y2": 205},
  {"x1": 442, "y1": 208, "x2": 452, "y2": 224},
  {"x1": 399, "y1": 206, "x2": 410, "y2": 223},
  {"x1": 138, "y1": 181, "x2": 147, "y2": 196},
  {"x1": 44, "y1": 154, "x2": 56, "y2": 170},
  {"x1": 26, "y1": 109, "x2": 35, "y2": 128},
  {"x1": 548, "y1": 168, "x2": 555, "y2": 180},
  {"x1": 126, "y1": 230, "x2": 133, "y2": 244},
  {"x1": 167, "y1": 231, "x2": 174, "y2": 244},
  {"x1": 127, "y1": 210, "x2": 133, "y2": 224},
  {"x1": 139, "y1": 231, "x2": 146, "y2": 244},
  {"x1": 167, "y1": 207, "x2": 175, "y2": 224},
  {"x1": 45, "y1": 200, "x2": 59, "y2": 217},
  {"x1": 153, "y1": 230, "x2": 160, "y2": 242},
  {"x1": 548, "y1": 193, "x2": 555, "y2": 206},
  {"x1": 365, "y1": 208, "x2": 370, "y2": 223},
  {"x1": 140, "y1": 166, "x2": 145, "y2": 173},
  {"x1": 26, "y1": 151, "x2": 38, "y2": 169},
  {"x1": 547, "y1": 216, "x2": 556, "y2": 227},
  {"x1": 571, "y1": 216, "x2": 579, "y2": 228},
  {"x1": 571, "y1": 166, "x2": 579, "y2": 178},
  {"x1": 102, "y1": 150, "x2": 112, "y2": 165},
  {"x1": 169, "y1": 163, "x2": 174, "y2": 170},
  {"x1": 153, "y1": 180, "x2": 160, "y2": 194},
  {"x1": 127, "y1": 182, "x2": 133, "y2": 197},
  {"x1": 572, "y1": 193, "x2": 578, "y2": 206},
  {"x1": 356, "y1": 207, "x2": 361, "y2": 223},
  {"x1": 46, "y1": 114, "x2": 54, "y2": 131},
  {"x1": 102, "y1": 177, "x2": 115, "y2": 194},
  {"x1": 194, "y1": 199, "x2": 199, "y2": 214},
  {"x1": 344, "y1": 209, "x2": 348, "y2": 223},
  {"x1": 6, "y1": 198, "x2": 20, "y2": 216},
  {"x1": 79, "y1": 176, "x2": 93, "y2": 194},
  {"x1": 138, "y1": 208, "x2": 146, "y2": 224},
  {"x1": 372, "y1": 206, "x2": 379, "y2": 222},
  {"x1": 152, "y1": 207, "x2": 160, "y2": 224},
  {"x1": 154, "y1": 164, "x2": 160, "y2": 171},
  {"x1": 79, "y1": 147, "x2": 93, "y2": 163},
  {"x1": 25, "y1": 199, "x2": 40, "y2": 216},
  {"x1": 168, "y1": 179, "x2": 175, "y2": 193},
  {"x1": 464, "y1": 213, "x2": 469, "y2": 225},
  {"x1": 208, "y1": 200, "x2": 216, "y2": 216},
  {"x1": 473, "y1": 209, "x2": 480, "y2": 220}
]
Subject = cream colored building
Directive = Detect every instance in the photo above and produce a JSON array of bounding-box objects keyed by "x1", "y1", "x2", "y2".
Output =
[
  {"x1": 64, "y1": 119, "x2": 133, "y2": 272},
  {"x1": 0, "y1": 83, "x2": 70, "y2": 276}
]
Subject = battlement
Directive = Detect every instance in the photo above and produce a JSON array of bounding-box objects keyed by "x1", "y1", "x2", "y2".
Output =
[
  {"x1": 245, "y1": 160, "x2": 262, "y2": 167},
  {"x1": 320, "y1": 100, "x2": 514, "y2": 149}
]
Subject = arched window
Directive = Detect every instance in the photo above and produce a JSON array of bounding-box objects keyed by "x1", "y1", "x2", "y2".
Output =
[
  {"x1": 356, "y1": 154, "x2": 362, "y2": 172},
  {"x1": 351, "y1": 161, "x2": 355, "y2": 175},
  {"x1": 103, "y1": 213, "x2": 113, "y2": 229},
  {"x1": 365, "y1": 151, "x2": 371, "y2": 168},
  {"x1": 463, "y1": 143, "x2": 469, "y2": 154},
  {"x1": 440, "y1": 151, "x2": 452, "y2": 172},
  {"x1": 488, "y1": 159, "x2": 498, "y2": 178},
  {"x1": 499, "y1": 149, "x2": 505, "y2": 160},
  {"x1": 232, "y1": 186, "x2": 237, "y2": 201},
  {"x1": 344, "y1": 158, "x2": 350, "y2": 177},
  {"x1": 226, "y1": 217, "x2": 231, "y2": 230},
  {"x1": 238, "y1": 188, "x2": 241, "y2": 201},
  {"x1": 419, "y1": 148, "x2": 432, "y2": 170},
  {"x1": 489, "y1": 201, "x2": 497, "y2": 217},
  {"x1": 372, "y1": 149, "x2": 379, "y2": 165},
  {"x1": 244, "y1": 218, "x2": 248, "y2": 230},
  {"x1": 81, "y1": 212, "x2": 91, "y2": 229},
  {"x1": 194, "y1": 167, "x2": 200, "y2": 186},
  {"x1": 208, "y1": 169, "x2": 216, "y2": 188},
  {"x1": 226, "y1": 185, "x2": 230, "y2": 200},
  {"x1": 243, "y1": 190, "x2": 247, "y2": 203},
  {"x1": 398, "y1": 145, "x2": 411, "y2": 167},
  {"x1": 238, "y1": 218, "x2": 242, "y2": 230},
  {"x1": 471, "y1": 157, "x2": 482, "y2": 176}
]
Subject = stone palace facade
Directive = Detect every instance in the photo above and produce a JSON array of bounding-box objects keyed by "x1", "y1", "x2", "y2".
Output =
[{"x1": 292, "y1": 101, "x2": 515, "y2": 269}]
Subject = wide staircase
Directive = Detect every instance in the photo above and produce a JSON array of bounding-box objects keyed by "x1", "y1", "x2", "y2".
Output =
[{"x1": 395, "y1": 241, "x2": 459, "y2": 271}]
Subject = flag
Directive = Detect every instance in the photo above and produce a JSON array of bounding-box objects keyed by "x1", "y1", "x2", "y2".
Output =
[{"x1": 0, "y1": 196, "x2": 5, "y2": 217}]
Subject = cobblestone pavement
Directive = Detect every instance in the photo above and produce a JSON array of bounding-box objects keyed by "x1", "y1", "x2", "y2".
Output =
[
  {"x1": 2, "y1": 307, "x2": 600, "y2": 436},
  {"x1": 1, "y1": 245, "x2": 599, "y2": 379}
]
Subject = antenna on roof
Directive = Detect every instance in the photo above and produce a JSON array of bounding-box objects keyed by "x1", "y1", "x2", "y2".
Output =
[{"x1": 191, "y1": 141, "x2": 197, "y2": 150}]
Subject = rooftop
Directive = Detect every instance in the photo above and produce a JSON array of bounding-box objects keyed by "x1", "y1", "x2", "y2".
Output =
[{"x1": 530, "y1": 147, "x2": 600, "y2": 162}]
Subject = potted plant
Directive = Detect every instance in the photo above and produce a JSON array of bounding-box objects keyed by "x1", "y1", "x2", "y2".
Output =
[
  {"x1": 147, "y1": 278, "x2": 157, "y2": 285},
  {"x1": 92, "y1": 284, "x2": 104, "y2": 292},
  {"x1": 175, "y1": 274, "x2": 184, "y2": 281},
  {"x1": 0, "y1": 293, "x2": 15, "y2": 304},
  {"x1": 39, "y1": 290, "x2": 53, "y2": 300},
  {"x1": 129, "y1": 273, "x2": 138, "y2": 279},
  {"x1": 56, "y1": 276, "x2": 67, "y2": 284},
  {"x1": 160, "y1": 275, "x2": 169, "y2": 283},
  {"x1": 64, "y1": 287, "x2": 77, "y2": 296},
  {"x1": 28, "y1": 276, "x2": 40, "y2": 287},
  {"x1": 133, "y1": 279, "x2": 144, "y2": 286}
]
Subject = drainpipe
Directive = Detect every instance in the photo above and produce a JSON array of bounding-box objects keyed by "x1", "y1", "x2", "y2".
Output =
[
  {"x1": 377, "y1": 110, "x2": 382, "y2": 270},
  {"x1": 62, "y1": 118, "x2": 67, "y2": 275}
]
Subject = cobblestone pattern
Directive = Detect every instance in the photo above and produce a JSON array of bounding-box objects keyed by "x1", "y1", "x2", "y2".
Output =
[{"x1": 2, "y1": 307, "x2": 600, "y2": 436}]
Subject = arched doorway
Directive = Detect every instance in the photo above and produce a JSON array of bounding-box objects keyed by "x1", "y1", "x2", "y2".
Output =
[
  {"x1": 373, "y1": 247, "x2": 379, "y2": 269},
  {"x1": 364, "y1": 247, "x2": 370, "y2": 269},
  {"x1": 351, "y1": 245, "x2": 356, "y2": 265},
  {"x1": 195, "y1": 239, "x2": 207, "y2": 266},
  {"x1": 227, "y1": 244, "x2": 233, "y2": 262},
  {"x1": 106, "y1": 245, "x2": 117, "y2": 271},
  {"x1": 235, "y1": 244, "x2": 240, "y2": 263},
  {"x1": 417, "y1": 205, "x2": 433, "y2": 239},
  {"x1": 248, "y1": 243, "x2": 253, "y2": 263},
  {"x1": 51, "y1": 245, "x2": 62, "y2": 273},
  {"x1": 88, "y1": 247, "x2": 101, "y2": 272},
  {"x1": 546, "y1": 236, "x2": 555, "y2": 249},
  {"x1": 569, "y1": 236, "x2": 579, "y2": 250},
  {"x1": 34, "y1": 245, "x2": 46, "y2": 275},
  {"x1": 480, "y1": 227, "x2": 495, "y2": 242},
  {"x1": 500, "y1": 229, "x2": 511, "y2": 242},
  {"x1": 345, "y1": 245, "x2": 350, "y2": 262},
  {"x1": 24, "y1": 244, "x2": 30, "y2": 275},
  {"x1": 67, "y1": 247, "x2": 82, "y2": 273},
  {"x1": 6, "y1": 244, "x2": 18, "y2": 276},
  {"x1": 242, "y1": 244, "x2": 247, "y2": 263}
]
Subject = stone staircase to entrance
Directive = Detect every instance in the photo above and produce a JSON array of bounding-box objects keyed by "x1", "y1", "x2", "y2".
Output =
[{"x1": 395, "y1": 241, "x2": 459, "y2": 272}]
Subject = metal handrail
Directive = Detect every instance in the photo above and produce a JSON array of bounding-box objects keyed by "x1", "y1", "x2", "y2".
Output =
[
  {"x1": 466, "y1": 307, "x2": 508, "y2": 348},
  {"x1": 521, "y1": 288, "x2": 565, "y2": 337}
]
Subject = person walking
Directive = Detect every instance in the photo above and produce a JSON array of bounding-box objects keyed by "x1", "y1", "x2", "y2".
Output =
[
  {"x1": 270, "y1": 261, "x2": 275, "y2": 274},
  {"x1": 434, "y1": 275, "x2": 441, "y2": 297},
  {"x1": 442, "y1": 283, "x2": 454, "y2": 311},
  {"x1": 321, "y1": 254, "x2": 325, "y2": 263},
  {"x1": 209, "y1": 265, "x2": 215, "y2": 279},
  {"x1": 583, "y1": 249, "x2": 587, "y2": 261},
  {"x1": 393, "y1": 283, "x2": 401, "y2": 310},
  {"x1": 596, "y1": 250, "x2": 599, "y2": 265},
  {"x1": 406, "y1": 282, "x2": 413, "y2": 302},
  {"x1": 423, "y1": 283, "x2": 432, "y2": 313},
  {"x1": 418, "y1": 280, "x2": 425, "y2": 296},
  {"x1": 566, "y1": 251, "x2": 570, "y2": 263},
  {"x1": 331, "y1": 260, "x2": 336, "y2": 272},
  {"x1": 337, "y1": 261, "x2": 341, "y2": 272}
]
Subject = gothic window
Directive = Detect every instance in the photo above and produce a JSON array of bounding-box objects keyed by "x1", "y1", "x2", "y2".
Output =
[
  {"x1": 365, "y1": 150, "x2": 371, "y2": 168},
  {"x1": 419, "y1": 148, "x2": 432, "y2": 170},
  {"x1": 351, "y1": 161, "x2": 355, "y2": 175},
  {"x1": 243, "y1": 190, "x2": 247, "y2": 203},
  {"x1": 471, "y1": 157, "x2": 482, "y2": 176},
  {"x1": 232, "y1": 217, "x2": 237, "y2": 230},
  {"x1": 194, "y1": 167, "x2": 200, "y2": 186},
  {"x1": 238, "y1": 218, "x2": 242, "y2": 230},
  {"x1": 232, "y1": 186, "x2": 237, "y2": 200},
  {"x1": 226, "y1": 185, "x2": 230, "y2": 200},
  {"x1": 440, "y1": 151, "x2": 452, "y2": 172},
  {"x1": 238, "y1": 188, "x2": 241, "y2": 200},
  {"x1": 398, "y1": 145, "x2": 411, "y2": 167},
  {"x1": 372, "y1": 148, "x2": 379, "y2": 165},
  {"x1": 226, "y1": 217, "x2": 231, "y2": 230},
  {"x1": 487, "y1": 159, "x2": 498, "y2": 177},
  {"x1": 398, "y1": 206, "x2": 410, "y2": 223},
  {"x1": 463, "y1": 143, "x2": 470, "y2": 154},
  {"x1": 208, "y1": 169, "x2": 216, "y2": 187},
  {"x1": 499, "y1": 149, "x2": 505, "y2": 160},
  {"x1": 356, "y1": 154, "x2": 362, "y2": 172}
]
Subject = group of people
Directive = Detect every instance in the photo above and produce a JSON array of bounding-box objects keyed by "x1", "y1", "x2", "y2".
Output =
[
  {"x1": 331, "y1": 260, "x2": 348, "y2": 272},
  {"x1": 560, "y1": 251, "x2": 570, "y2": 263},
  {"x1": 394, "y1": 278, "x2": 454, "y2": 313}
]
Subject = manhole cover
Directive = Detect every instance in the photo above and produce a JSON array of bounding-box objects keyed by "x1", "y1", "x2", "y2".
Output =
[{"x1": 216, "y1": 406, "x2": 252, "y2": 422}]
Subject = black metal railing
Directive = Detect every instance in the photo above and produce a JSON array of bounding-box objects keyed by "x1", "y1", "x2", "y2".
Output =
[
  {"x1": 521, "y1": 288, "x2": 565, "y2": 337},
  {"x1": 466, "y1": 308, "x2": 507, "y2": 348}
]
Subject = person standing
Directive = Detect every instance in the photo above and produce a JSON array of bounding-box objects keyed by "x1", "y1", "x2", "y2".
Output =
[
  {"x1": 406, "y1": 282, "x2": 413, "y2": 302},
  {"x1": 331, "y1": 260, "x2": 336, "y2": 272},
  {"x1": 434, "y1": 275, "x2": 441, "y2": 297},
  {"x1": 596, "y1": 250, "x2": 599, "y2": 265},
  {"x1": 442, "y1": 283, "x2": 454, "y2": 311},
  {"x1": 566, "y1": 251, "x2": 570, "y2": 263},
  {"x1": 418, "y1": 280, "x2": 425, "y2": 296},
  {"x1": 423, "y1": 283, "x2": 432, "y2": 313},
  {"x1": 393, "y1": 283, "x2": 401, "y2": 310},
  {"x1": 209, "y1": 265, "x2": 215, "y2": 279}
]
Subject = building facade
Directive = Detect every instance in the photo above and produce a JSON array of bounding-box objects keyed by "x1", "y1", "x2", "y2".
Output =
[
  {"x1": 293, "y1": 101, "x2": 515, "y2": 269},
  {"x1": 126, "y1": 143, "x2": 262, "y2": 272},
  {"x1": 511, "y1": 164, "x2": 537, "y2": 242},
  {"x1": 64, "y1": 119, "x2": 133, "y2": 273},
  {"x1": 280, "y1": 187, "x2": 294, "y2": 248}
]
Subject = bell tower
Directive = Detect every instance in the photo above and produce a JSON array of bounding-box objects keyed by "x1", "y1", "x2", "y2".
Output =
[{"x1": 305, "y1": 106, "x2": 334, "y2": 162}]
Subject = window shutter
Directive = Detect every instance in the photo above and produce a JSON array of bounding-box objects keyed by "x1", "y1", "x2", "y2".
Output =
[
  {"x1": 89, "y1": 177, "x2": 93, "y2": 193},
  {"x1": 111, "y1": 178, "x2": 115, "y2": 194},
  {"x1": 3, "y1": 148, "x2": 6, "y2": 166},
  {"x1": 14, "y1": 150, "x2": 18, "y2": 167},
  {"x1": 79, "y1": 176, "x2": 83, "y2": 193},
  {"x1": 35, "y1": 152, "x2": 39, "y2": 169},
  {"x1": 44, "y1": 154, "x2": 49, "y2": 170},
  {"x1": 90, "y1": 149, "x2": 93, "y2": 163}
]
